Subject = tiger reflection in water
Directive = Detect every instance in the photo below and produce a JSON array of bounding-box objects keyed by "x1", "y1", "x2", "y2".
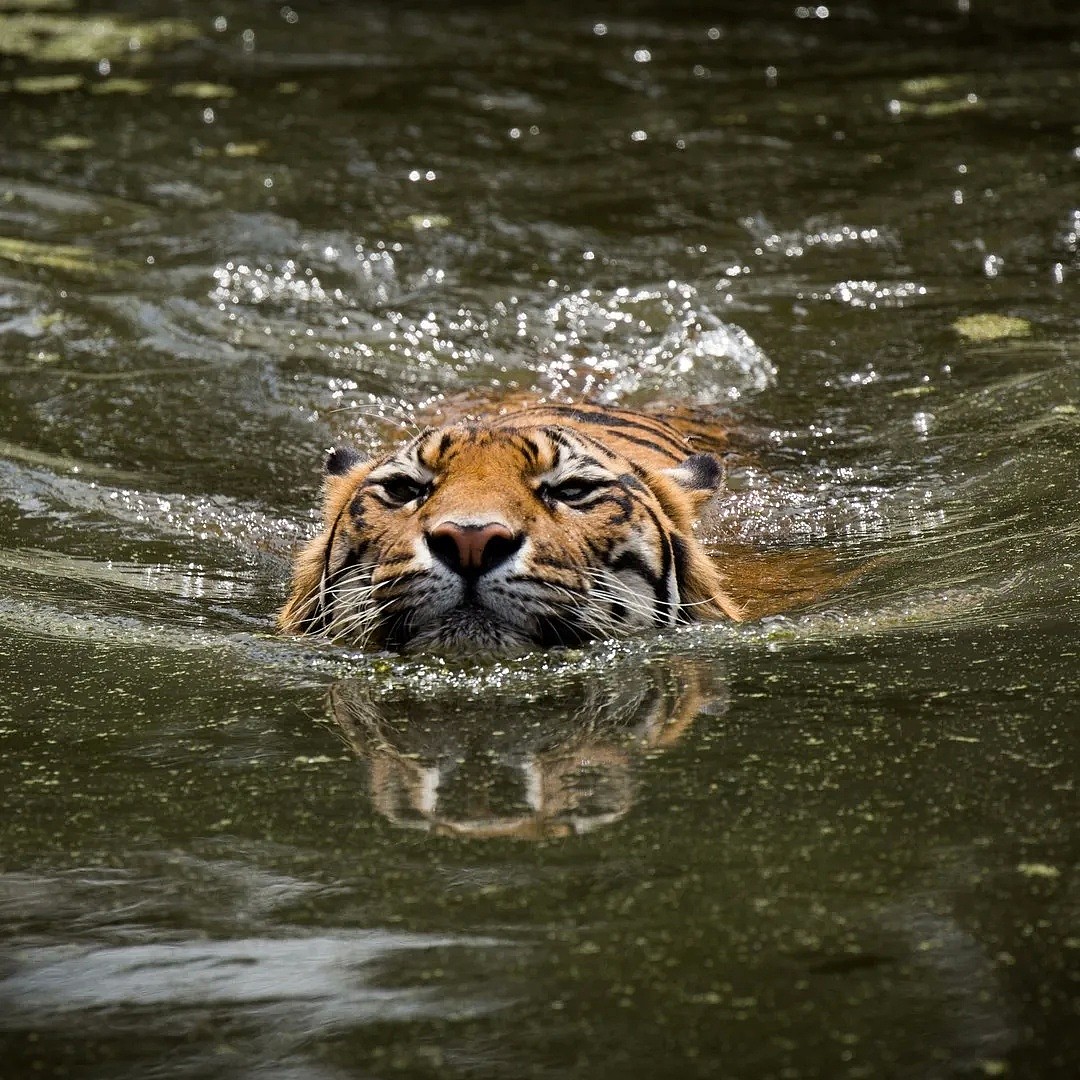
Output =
[{"x1": 327, "y1": 658, "x2": 727, "y2": 840}]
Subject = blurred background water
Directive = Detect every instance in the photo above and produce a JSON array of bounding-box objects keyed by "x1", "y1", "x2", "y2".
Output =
[{"x1": 0, "y1": 1, "x2": 1077, "y2": 1077}]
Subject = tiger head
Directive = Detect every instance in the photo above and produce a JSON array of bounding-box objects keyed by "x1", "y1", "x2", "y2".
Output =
[{"x1": 279, "y1": 410, "x2": 744, "y2": 653}]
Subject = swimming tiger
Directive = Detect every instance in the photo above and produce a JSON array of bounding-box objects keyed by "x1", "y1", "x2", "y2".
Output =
[{"x1": 279, "y1": 400, "x2": 838, "y2": 653}]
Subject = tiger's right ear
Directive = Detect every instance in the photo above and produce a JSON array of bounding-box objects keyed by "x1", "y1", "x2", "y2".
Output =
[
  {"x1": 320, "y1": 446, "x2": 369, "y2": 525},
  {"x1": 324, "y1": 446, "x2": 365, "y2": 476}
]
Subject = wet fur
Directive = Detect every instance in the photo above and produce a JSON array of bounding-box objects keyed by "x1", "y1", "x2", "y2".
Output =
[{"x1": 280, "y1": 403, "x2": 745, "y2": 653}]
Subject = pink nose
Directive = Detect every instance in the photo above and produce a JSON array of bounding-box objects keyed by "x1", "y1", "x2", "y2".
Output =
[{"x1": 427, "y1": 521, "x2": 520, "y2": 575}]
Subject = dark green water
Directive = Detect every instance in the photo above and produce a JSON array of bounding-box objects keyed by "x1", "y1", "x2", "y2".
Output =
[{"x1": 1, "y1": 2, "x2": 1078, "y2": 1077}]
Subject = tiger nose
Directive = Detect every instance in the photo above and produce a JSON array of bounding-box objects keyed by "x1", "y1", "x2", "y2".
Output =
[{"x1": 426, "y1": 521, "x2": 522, "y2": 576}]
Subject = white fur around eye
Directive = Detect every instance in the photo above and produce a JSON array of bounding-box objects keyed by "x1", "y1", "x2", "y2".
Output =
[
  {"x1": 536, "y1": 464, "x2": 613, "y2": 488},
  {"x1": 366, "y1": 460, "x2": 433, "y2": 488}
]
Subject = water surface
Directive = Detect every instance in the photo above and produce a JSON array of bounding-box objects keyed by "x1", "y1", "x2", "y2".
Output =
[{"x1": 1, "y1": 2, "x2": 1077, "y2": 1077}]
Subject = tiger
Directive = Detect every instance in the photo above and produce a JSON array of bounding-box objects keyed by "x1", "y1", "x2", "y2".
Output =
[{"x1": 279, "y1": 400, "x2": 839, "y2": 653}]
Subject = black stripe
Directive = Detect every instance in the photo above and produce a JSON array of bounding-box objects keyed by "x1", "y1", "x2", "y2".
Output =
[
  {"x1": 515, "y1": 435, "x2": 540, "y2": 468},
  {"x1": 413, "y1": 428, "x2": 440, "y2": 469},
  {"x1": 599, "y1": 428, "x2": 685, "y2": 461},
  {"x1": 542, "y1": 425, "x2": 618, "y2": 466},
  {"x1": 584, "y1": 533, "x2": 616, "y2": 561},
  {"x1": 553, "y1": 422, "x2": 684, "y2": 467},
  {"x1": 531, "y1": 405, "x2": 691, "y2": 458},
  {"x1": 543, "y1": 427, "x2": 580, "y2": 459},
  {"x1": 611, "y1": 549, "x2": 658, "y2": 585},
  {"x1": 588, "y1": 490, "x2": 635, "y2": 524},
  {"x1": 655, "y1": 531, "x2": 675, "y2": 622},
  {"x1": 300, "y1": 509, "x2": 346, "y2": 633},
  {"x1": 670, "y1": 533, "x2": 694, "y2": 622},
  {"x1": 324, "y1": 547, "x2": 367, "y2": 594},
  {"x1": 634, "y1": 501, "x2": 676, "y2": 621}
]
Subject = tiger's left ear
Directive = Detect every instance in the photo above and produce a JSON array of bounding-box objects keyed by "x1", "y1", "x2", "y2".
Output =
[
  {"x1": 663, "y1": 453, "x2": 725, "y2": 504},
  {"x1": 320, "y1": 445, "x2": 369, "y2": 525}
]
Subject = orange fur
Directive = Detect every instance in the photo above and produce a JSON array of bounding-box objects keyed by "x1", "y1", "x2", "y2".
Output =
[{"x1": 280, "y1": 403, "x2": 800, "y2": 651}]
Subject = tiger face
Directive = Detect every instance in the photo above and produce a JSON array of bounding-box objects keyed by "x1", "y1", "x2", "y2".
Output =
[{"x1": 279, "y1": 407, "x2": 744, "y2": 653}]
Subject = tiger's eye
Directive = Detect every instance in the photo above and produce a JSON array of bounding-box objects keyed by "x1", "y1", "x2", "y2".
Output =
[
  {"x1": 542, "y1": 478, "x2": 608, "y2": 506},
  {"x1": 552, "y1": 482, "x2": 589, "y2": 501},
  {"x1": 378, "y1": 475, "x2": 428, "y2": 505}
]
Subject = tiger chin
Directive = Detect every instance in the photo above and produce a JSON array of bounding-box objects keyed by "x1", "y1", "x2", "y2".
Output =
[{"x1": 278, "y1": 403, "x2": 746, "y2": 654}]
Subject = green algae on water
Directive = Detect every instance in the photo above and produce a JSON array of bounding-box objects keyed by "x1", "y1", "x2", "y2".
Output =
[
  {"x1": 900, "y1": 75, "x2": 964, "y2": 96},
  {"x1": 90, "y1": 78, "x2": 152, "y2": 96},
  {"x1": 170, "y1": 81, "x2": 235, "y2": 100},
  {"x1": 889, "y1": 95, "x2": 983, "y2": 119},
  {"x1": 0, "y1": 13, "x2": 199, "y2": 63},
  {"x1": 952, "y1": 314, "x2": 1033, "y2": 342},
  {"x1": 11, "y1": 74, "x2": 82, "y2": 93},
  {"x1": 0, "y1": 235, "x2": 133, "y2": 274},
  {"x1": 41, "y1": 133, "x2": 93, "y2": 151},
  {"x1": 0, "y1": 0, "x2": 74, "y2": 9}
]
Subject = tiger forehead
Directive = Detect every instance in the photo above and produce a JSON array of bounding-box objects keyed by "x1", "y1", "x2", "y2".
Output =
[{"x1": 414, "y1": 425, "x2": 583, "y2": 474}]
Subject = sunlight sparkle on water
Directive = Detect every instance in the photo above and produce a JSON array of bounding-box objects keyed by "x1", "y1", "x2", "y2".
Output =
[{"x1": 825, "y1": 280, "x2": 928, "y2": 308}]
